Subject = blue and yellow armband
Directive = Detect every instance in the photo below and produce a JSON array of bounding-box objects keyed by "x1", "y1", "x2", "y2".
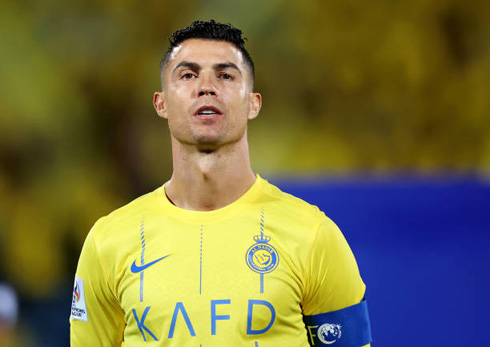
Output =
[{"x1": 303, "y1": 300, "x2": 372, "y2": 346}]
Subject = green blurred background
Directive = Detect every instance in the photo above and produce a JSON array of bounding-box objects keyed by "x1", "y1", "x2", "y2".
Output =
[{"x1": 0, "y1": 0, "x2": 489, "y2": 345}]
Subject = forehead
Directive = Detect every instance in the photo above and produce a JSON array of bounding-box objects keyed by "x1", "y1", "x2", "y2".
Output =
[{"x1": 166, "y1": 39, "x2": 245, "y2": 72}]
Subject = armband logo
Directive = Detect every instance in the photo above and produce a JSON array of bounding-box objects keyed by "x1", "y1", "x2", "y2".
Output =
[
  {"x1": 317, "y1": 323, "x2": 342, "y2": 344},
  {"x1": 70, "y1": 276, "x2": 88, "y2": 322},
  {"x1": 305, "y1": 301, "x2": 371, "y2": 346}
]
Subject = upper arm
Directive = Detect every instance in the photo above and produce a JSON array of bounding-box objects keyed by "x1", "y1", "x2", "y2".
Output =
[
  {"x1": 302, "y1": 214, "x2": 372, "y2": 346},
  {"x1": 70, "y1": 225, "x2": 125, "y2": 346},
  {"x1": 302, "y1": 215, "x2": 366, "y2": 314}
]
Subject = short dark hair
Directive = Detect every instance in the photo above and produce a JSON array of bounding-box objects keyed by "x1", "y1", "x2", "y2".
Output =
[{"x1": 160, "y1": 20, "x2": 255, "y2": 84}]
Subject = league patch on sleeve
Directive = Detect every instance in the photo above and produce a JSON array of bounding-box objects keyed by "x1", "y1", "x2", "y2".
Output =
[{"x1": 70, "y1": 276, "x2": 88, "y2": 322}]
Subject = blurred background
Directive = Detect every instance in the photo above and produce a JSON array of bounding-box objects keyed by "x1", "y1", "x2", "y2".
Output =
[{"x1": 0, "y1": 0, "x2": 489, "y2": 346}]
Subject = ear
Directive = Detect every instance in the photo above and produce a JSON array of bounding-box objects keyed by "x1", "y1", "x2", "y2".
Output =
[
  {"x1": 248, "y1": 92, "x2": 262, "y2": 120},
  {"x1": 153, "y1": 92, "x2": 167, "y2": 119}
]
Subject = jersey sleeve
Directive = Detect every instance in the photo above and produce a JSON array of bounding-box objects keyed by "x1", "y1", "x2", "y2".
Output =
[
  {"x1": 302, "y1": 213, "x2": 370, "y2": 346},
  {"x1": 302, "y1": 213, "x2": 366, "y2": 314},
  {"x1": 70, "y1": 220, "x2": 125, "y2": 346}
]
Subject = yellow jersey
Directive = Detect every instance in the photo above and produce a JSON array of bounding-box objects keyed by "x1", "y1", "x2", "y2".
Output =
[{"x1": 70, "y1": 175, "x2": 367, "y2": 346}]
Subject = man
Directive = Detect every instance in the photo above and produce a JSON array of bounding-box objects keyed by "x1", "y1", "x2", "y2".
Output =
[{"x1": 70, "y1": 20, "x2": 372, "y2": 346}]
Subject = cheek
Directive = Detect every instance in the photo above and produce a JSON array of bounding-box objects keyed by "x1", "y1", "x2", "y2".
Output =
[
  {"x1": 166, "y1": 88, "x2": 192, "y2": 114},
  {"x1": 227, "y1": 88, "x2": 250, "y2": 110}
]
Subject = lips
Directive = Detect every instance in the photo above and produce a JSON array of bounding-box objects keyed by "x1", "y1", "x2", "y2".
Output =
[{"x1": 194, "y1": 105, "x2": 222, "y2": 117}]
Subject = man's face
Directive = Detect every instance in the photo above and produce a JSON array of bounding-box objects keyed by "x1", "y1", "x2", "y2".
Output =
[{"x1": 154, "y1": 39, "x2": 261, "y2": 151}]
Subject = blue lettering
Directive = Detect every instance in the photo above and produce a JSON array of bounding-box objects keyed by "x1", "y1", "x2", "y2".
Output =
[
  {"x1": 132, "y1": 306, "x2": 159, "y2": 341},
  {"x1": 211, "y1": 299, "x2": 231, "y2": 335},
  {"x1": 247, "y1": 300, "x2": 275, "y2": 335},
  {"x1": 168, "y1": 302, "x2": 196, "y2": 338}
]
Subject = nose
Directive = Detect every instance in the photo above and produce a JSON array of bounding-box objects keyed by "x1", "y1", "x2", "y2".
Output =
[
  {"x1": 199, "y1": 89, "x2": 216, "y2": 96},
  {"x1": 198, "y1": 73, "x2": 217, "y2": 97}
]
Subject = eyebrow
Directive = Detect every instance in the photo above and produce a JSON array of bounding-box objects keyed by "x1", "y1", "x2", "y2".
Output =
[
  {"x1": 213, "y1": 62, "x2": 242, "y2": 75},
  {"x1": 172, "y1": 61, "x2": 200, "y2": 74},
  {"x1": 172, "y1": 61, "x2": 242, "y2": 75}
]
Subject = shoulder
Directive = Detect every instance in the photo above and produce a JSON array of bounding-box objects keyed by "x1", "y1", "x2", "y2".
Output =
[
  {"x1": 106, "y1": 188, "x2": 160, "y2": 223},
  {"x1": 260, "y1": 177, "x2": 348, "y2": 246},
  {"x1": 260, "y1": 177, "x2": 327, "y2": 226},
  {"x1": 87, "y1": 188, "x2": 161, "y2": 254}
]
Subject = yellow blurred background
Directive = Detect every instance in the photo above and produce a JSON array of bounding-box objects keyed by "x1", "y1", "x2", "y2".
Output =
[{"x1": 0, "y1": 0, "x2": 489, "y2": 345}]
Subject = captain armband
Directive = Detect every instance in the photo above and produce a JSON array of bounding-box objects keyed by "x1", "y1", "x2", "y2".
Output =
[{"x1": 303, "y1": 300, "x2": 372, "y2": 346}]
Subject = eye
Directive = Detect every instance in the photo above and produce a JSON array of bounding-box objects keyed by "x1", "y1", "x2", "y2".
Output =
[
  {"x1": 181, "y1": 72, "x2": 196, "y2": 80},
  {"x1": 219, "y1": 73, "x2": 233, "y2": 80}
]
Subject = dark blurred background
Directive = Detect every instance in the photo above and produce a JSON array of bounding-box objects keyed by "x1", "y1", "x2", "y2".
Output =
[{"x1": 0, "y1": 0, "x2": 489, "y2": 346}]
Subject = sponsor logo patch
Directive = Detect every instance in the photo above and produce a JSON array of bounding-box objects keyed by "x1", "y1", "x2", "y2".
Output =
[
  {"x1": 70, "y1": 276, "x2": 88, "y2": 322},
  {"x1": 130, "y1": 254, "x2": 171, "y2": 273}
]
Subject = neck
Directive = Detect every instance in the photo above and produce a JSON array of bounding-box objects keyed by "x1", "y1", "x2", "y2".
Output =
[{"x1": 165, "y1": 134, "x2": 256, "y2": 211}]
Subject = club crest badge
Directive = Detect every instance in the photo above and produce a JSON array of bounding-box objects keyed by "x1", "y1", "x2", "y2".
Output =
[{"x1": 246, "y1": 233, "x2": 279, "y2": 274}]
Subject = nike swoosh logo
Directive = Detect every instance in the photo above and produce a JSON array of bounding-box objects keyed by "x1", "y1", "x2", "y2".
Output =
[{"x1": 130, "y1": 254, "x2": 171, "y2": 273}]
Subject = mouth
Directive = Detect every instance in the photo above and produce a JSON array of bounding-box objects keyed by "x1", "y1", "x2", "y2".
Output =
[{"x1": 194, "y1": 105, "x2": 222, "y2": 118}]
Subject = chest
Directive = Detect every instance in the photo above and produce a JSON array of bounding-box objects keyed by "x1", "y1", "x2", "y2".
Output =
[{"x1": 114, "y1": 217, "x2": 307, "y2": 344}]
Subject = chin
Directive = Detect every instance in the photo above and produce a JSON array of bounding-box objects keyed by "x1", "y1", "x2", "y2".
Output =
[
  {"x1": 192, "y1": 132, "x2": 225, "y2": 146},
  {"x1": 189, "y1": 129, "x2": 243, "y2": 151},
  {"x1": 193, "y1": 137, "x2": 222, "y2": 151}
]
